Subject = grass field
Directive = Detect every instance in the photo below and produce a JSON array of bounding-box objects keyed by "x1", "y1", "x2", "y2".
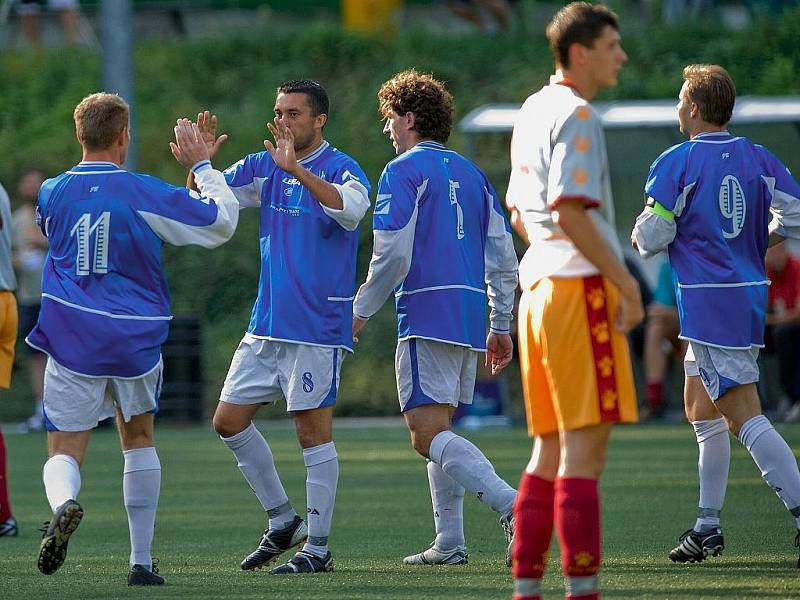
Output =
[{"x1": 1, "y1": 421, "x2": 799, "y2": 599}]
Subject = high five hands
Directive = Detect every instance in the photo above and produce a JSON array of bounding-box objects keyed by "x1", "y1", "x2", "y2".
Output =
[
  {"x1": 196, "y1": 111, "x2": 228, "y2": 159},
  {"x1": 169, "y1": 118, "x2": 212, "y2": 170}
]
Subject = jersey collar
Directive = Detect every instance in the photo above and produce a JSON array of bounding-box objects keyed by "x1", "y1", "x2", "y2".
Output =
[
  {"x1": 416, "y1": 141, "x2": 447, "y2": 150},
  {"x1": 693, "y1": 131, "x2": 732, "y2": 140},
  {"x1": 297, "y1": 140, "x2": 329, "y2": 165},
  {"x1": 74, "y1": 161, "x2": 123, "y2": 170}
]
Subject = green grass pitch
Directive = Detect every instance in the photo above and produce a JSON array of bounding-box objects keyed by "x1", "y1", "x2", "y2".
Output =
[{"x1": 1, "y1": 422, "x2": 799, "y2": 599}]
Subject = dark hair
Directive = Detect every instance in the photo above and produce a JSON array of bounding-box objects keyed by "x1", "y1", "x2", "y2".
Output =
[
  {"x1": 73, "y1": 93, "x2": 130, "y2": 151},
  {"x1": 546, "y1": 2, "x2": 619, "y2": 69},
  {"x1": 277, "y1": 79, "x2": 329, "y2": 117},
  {"x1": 682, "y1": 64, "x2": 736, "y2": 126},
  {"x1": 377, "y1": 69, "x2": 453, "y2": 144}
]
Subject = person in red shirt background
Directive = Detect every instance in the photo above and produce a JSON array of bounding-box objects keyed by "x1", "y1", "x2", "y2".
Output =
[{"x1": 765, "y1": 242, "x2": 800, "y2": 422}]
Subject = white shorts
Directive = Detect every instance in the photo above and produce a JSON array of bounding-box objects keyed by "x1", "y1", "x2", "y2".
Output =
[
  {"x1": 219, "y1": 335, "x2": 344, "y2": 412},
  {"x1": 684, "y1": 341, "x2": 760, "y2": 401},
  {"x1": 395, "y1": 338, "x2": 478, "y2": 413},
  {"x1": 43, "y1": 357, "x2": 162, "y2": 432}
]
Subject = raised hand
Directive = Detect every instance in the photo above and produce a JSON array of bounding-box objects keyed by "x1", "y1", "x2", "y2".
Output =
[
  {"x1": 196, "y1": 110, "x2": 228, "y2": 159},
  {"x1": 264, "y1": 117, "x2": 298, "y2": 174},
  {"x1": 169, "y1": 118, "x2": 211, "y2": 170}
]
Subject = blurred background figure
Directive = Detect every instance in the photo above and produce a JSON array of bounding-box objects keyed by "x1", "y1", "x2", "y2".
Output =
[
  {"x1": 764, "y1": 242, "x2": 800, "y2": 421},
  {"x1": 0, "y1": 179, "x2": 18, "y2": 537},
  {"x1": 11, "y1": 167, "x2": 47, "y2": 433},
  {"x1": 13, "y1": 0, "x2": 80, "y2": 46},
  {"x1": 443, "y1": 0, "x2": 516, "y2": 32},
  {"x1": 641, "y1": 259, "x2": 685, "y2": 421}
]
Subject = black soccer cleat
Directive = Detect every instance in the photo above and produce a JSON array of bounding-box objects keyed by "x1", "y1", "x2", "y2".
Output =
[
  {"x1": 794, "y1": 530, "x2": 800, "y2": 569},
  {"x1": 37, "y1": 500, "x2": 84, "y2": 575},
  {"x1": 500, "y1": 512, "x2": 515, "y2": 567},
  {"x1": 240, "y1": 515, "x2": 308, "y2": 570},
  {"x1": 668, "y1": 527, "x2": 724, "y2": 563},
  {"x1": 269, "y1": 549, "x2": 334, "y2": 574},
  {"x1": 128, "y1": 561, "x2": 165, "y2": 586},
  {"x1": 0, "y1": 515, "x2": 18, "y2": 537}
]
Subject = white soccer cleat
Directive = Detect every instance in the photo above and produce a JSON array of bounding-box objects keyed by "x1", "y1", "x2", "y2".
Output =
[{"x1": 403, "y1": 543, "x2": 468, "y2": 565}]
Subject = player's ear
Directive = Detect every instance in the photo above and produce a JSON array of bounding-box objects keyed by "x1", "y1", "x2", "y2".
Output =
[
  {"x1": 405, "y1": 111, "x2": 416, "y2": 132},
  {"x1": 567, "y1": 42, "x2": 585, "y2": 69},
  {"x1": 117, "y1": 126, "x2": 129, "y2": 147},
  {"x1": 315, "y1": 113, "x2": 328, "y2": 130}
]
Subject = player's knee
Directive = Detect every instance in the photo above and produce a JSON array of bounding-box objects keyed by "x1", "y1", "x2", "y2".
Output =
[
  {"x1": 409, "y1": 431, "x2": 432, "y2": 458},
  {"x1": 212, "y1": 411, "x2": 247, "y2": 439}
]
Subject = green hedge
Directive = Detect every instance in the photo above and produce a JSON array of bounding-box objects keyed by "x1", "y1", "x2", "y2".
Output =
[{"x1": 2, "y1": 10, "x2": 800, "y2": 418}]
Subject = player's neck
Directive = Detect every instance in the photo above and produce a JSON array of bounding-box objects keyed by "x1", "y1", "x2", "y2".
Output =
[
  {"x1": 295, "y1": 137, "x2": 325, "y2": 161},
  {"x1": 82, "y1": 149, "x2": 123, "y2": 166},
  {"x1": 553, "y1": 69, "x2": 599, "y2": 101},
  {"x1": 689, "y1": 123, "x2": 728, "y2": 139}
]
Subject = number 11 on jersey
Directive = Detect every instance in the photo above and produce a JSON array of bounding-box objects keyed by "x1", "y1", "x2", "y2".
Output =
[
  {"x1": 70, "y1": 212, "x2": 111, "y2": 275},
  {"x1": 449, "y1": 179, "x2": 465, "y2": 240}
]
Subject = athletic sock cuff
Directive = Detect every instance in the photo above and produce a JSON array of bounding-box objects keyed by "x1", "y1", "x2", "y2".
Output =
[
  {"x1": 691, "y1": 417, "x2": 729, "y2": 443},
  {"x1": 123, "y1": 447, "x2": 161, "y2": 473},
  {"x1": 555, "y1": 477, "x2": 598, "y2": 494},
  {"x1": 738, "y1": 414, "x2": 772, "y2": 452},
  {"x1": 44, "y1": 453, "x2": 80, "y2": 472},
  {"x1": 429, "y1": 430, "x2": 459, "y2": 464},
  {"x1": 303, "y1": 442, "x2": 337, "y2": 467},
  {"x1": 520, "y1": 472, "x2": 555, "y2": 496},
  {"x1": 220, "y1": 422, "x2": 257, "y2": 449}
]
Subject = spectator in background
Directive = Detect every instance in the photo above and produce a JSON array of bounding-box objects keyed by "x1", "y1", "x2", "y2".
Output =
[
  {"x1": 764, "y1": 243, "x2": 800, "y2": 421},
  {"x1": 641, "y1": 259, "x2": 686, "y2": 420},
  {"x1": 11, "y1": 167, "x2": 48, "y2": 433},
  {"x1": 0, "y1": 181, "x2": 19, "y2": 537},
  {"x1": 444, "y1": 0, "x2": 517, "y2": 32},
  {"x1": 15, "y1": 0, "x2": 80, "y2": 46}
]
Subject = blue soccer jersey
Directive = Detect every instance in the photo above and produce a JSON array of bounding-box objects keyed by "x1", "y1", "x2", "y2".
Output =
[
  {"x1": 223, "y1": 141, "x2": 371, "y2": 351},
  {"x1": 26, "y1": 161, "x2": 239, "y2": 377},
  {"x1": 633, "y1": 131, "x2": 800, "y2": 348},
  {"x1": 353, "y1": 141, "x2": 518, "y2": 350}
]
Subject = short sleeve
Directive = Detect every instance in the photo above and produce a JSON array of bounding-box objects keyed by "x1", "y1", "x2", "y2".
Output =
[
  {"x1": 223, "y1": 154, "x2": 261, "y2": 207},
  {"x1": 372, "y1": 161, "x2": 419, "y2": 232},
  {"x1": 644, "y1": 144, "x2": 687, "y2": 214},
  {"x1": 548, "y1": 105, "x2": 604, "y2": 209}
]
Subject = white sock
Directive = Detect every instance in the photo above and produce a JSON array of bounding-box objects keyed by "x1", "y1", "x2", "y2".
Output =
[
  {"x1": 428, "y1": 430, "x2": 516, "y2": 516},
  {"x1": 739, "y1": 415, "x2": 800, "y2": 528},
  {"x1": 691, "y1": 418, "x2": 729, "y2": 531},
  {"x1": 42, "y1": 454, "x2": 81, "y2": 512},
  {"x1": 221, "y1": 423, "x2": 296, "y2": 529},
  {"x1": 427, "y1": 459, "x2": 465, "y2": 549},
  {"x1": 302, "y1": 442, "x2": 338, "y2": 557},
  {"x1": 123, "y1": 447, "x2": 161, "y2": 569}
]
